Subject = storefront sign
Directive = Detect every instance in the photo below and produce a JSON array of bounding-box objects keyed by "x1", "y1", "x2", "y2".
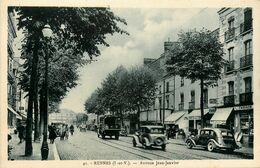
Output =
[{"x1": 234, "y1": 105, "x2": 253, "y2": 111}]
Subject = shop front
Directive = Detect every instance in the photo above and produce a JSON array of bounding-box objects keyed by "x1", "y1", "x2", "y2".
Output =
[
  {"x1": 187, "y1": 109, "x2": 211, "y2": 133},
  {"x1": 234, "y1": 105, "x2": 253, "y2": 148}
]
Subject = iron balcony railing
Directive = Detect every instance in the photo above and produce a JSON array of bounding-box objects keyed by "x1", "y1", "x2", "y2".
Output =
[
  {"x1": 226, "y1": 60, "x2": 235, "y2": 72},
  {"x1": 224, "y1": 95, "x2": 235, "y2": 106},
  {"x1": 225, "y1": 28, "x2": 235, "y2": 41},
  {"x1": 240, "y1": 54, "x2": 253, "y2": 68},
  {"x1": 189, "y1": 101, "x2": 195, "y2": 110},
  {"x1": 240, "y1": 20, "x2": 252, "y2": 34},
  {"x1": 240, "y1": 92, "x2": 253, "y2": 105},
  {"x1": 179, "y1": 102, "x2": 184, "y2": 111}
]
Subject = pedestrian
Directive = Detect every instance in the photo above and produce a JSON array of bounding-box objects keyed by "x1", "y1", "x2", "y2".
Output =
[
  {"x1": 48, "y1": 124, "x2": 57, "y2": 144},
  {"x1": 65, "y1": 125, "x2": 69, "y2": 140},
  {"x1": 69, "y1": 124, "x2": 74, "y2": 136},
  {"x1": 17, "y1": 122, "x2": 25, "y2": 143},
  {"x1": 8, "y1": 134, "x2": 13, "y2": 160},
  {"x1": 60, "y1": 124, "x2": 65, "y2": 140}
]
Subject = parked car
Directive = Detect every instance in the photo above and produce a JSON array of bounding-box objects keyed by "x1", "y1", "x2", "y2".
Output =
[
  {"x1": 185, "y1": 128, "x2": 240, "y2": 152},
  {"x1": 132, "y1": 125, "x2": 167, "y2": 150}
]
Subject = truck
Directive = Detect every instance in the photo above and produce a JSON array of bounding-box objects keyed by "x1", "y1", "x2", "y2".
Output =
[{"x1": 97, "y1": 115, "x2": 121, "y2": 140}]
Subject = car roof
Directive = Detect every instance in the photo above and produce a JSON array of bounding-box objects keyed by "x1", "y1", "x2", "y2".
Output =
[
  {"x1": 201, "y1": 128, "x2": 232, "y2": 132},
  {"x1": 140, "y1": 125, "x2": 164, "y2": 129}
]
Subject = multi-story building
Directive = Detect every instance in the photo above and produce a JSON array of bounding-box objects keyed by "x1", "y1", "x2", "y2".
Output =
[
  {"x1": 7, "y1": 9, "x2": 21, "y2": 131},
  {"x1": 212, "y1": 8, "x2": 253, "y2": 147},
  {"x1": 141, "y1": 8, "x2": 253, "y2": 147}
]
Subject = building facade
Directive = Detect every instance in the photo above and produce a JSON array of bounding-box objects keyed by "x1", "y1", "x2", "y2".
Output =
[
  {"x1": 7, "y1": 9, "x2": 20, "y2": 132},
  {"x1": 141, "y1": 8, "x2": 253, "y2": 147},
  {"x1": 214, "y1": 8, "x2": 253, "y2": 147}
]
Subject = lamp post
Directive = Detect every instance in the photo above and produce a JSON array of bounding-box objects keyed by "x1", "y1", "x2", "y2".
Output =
[{"x1": 41, "y1": 25, "x2": 52, "y2": 160}]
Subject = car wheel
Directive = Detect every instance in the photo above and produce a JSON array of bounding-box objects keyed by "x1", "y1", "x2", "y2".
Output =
[
  {"x1": 207, "y1": 141, "x2": 215, "y2": 152},
  {"x1": 97, "y1": 133, "x2": 100, "y2": 138},
  {"x1": 102, "y1": 134, "x2": 105, "y2": 139},
  {"x1": 115, "y1": 134, "x2": 119, "y2": 140},
  {"x1": 161, "y1": 144, "x2": 166, "y2": 151},
  {"x1": 132, "y1": 138, "x2": 137, "y2": 147},
  {"x1": 186, "y1": 140, "x2": 193, "y2": 149}
]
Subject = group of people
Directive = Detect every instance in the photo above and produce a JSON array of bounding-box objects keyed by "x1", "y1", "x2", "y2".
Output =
[{"x1": 49, "y1": 123, "x2": 74, "y2": 142}]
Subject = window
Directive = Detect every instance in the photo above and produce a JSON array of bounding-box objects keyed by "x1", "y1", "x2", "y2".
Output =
[
  {"x1": 244, "y1": 77, "x2": 252, "y2": 93},
  {"x1": 228, "y1": 47, "x2": 234, "y2": 61},
  {"x1": 245, "y1": 40, "x2": 252, "y2": 56},
  {"x1": 228, "y1": 81, "x2": 234, "y2": 95},
  {"x1": 181, "y1": 77, "x2": 184, "y2": 86},
  {"x1": 166, "y1": 82, "x2": 169, "y2": 92},
  {"x1": 159, "y1": 98, "x2": 162, "y2": 109},
  {"x1": 228, "y1": 17, "x2": 234, "y2": 29},
  {"x1": 180, "y1": 93, "x2": 184, "y2": 103},
  {"x1": 244, "y1": 8, "x2": 252, "y2": 30},
  {"x1": 166, "y1": 95, "x2": 169, "y2": 109},
  {"x1": 190, "y1": 90, "x2": 195, "y2": 102}
]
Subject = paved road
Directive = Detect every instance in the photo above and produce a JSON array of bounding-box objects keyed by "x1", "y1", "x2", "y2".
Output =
[{"x1": 55, "y1": 129, "x2": 251, "y2": 160}]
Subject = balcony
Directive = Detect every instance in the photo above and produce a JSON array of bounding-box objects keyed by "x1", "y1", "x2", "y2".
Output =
[
  {"x1": 240, "y1": 55, "x2": 253, "y2": 69},
  {"x1": 179, "y1": 102, "x2": 184, "y2": 111},
  {"x1": 189, "y1": 101, "x2": 195, "y2": 110},
  {"x1": 225, "y1": 28, "x2": 235, "y2": 42},
  {"x1": 240, "y1": 21, "x2": 252, "y2": 34},
  {"x1": 225, "y1": 60, "x2": 235, "y2": 73},
  {"x1": 240, "y1": 92, "x2": 253, "y2": 105},
  {"x1": 224, "y1": 95, "x2": 235, "y2": 107}
]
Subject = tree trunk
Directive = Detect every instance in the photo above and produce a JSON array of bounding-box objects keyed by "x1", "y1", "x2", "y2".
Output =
[
  {"x1": 33, "y1": 86, "x2": 39, "y2": 142},
  {"x1": 25, "y1": 38, "x2": 39, "y2": 156},
  {"x1": 200, "y1": 78, "x2": 204, "y2": 129}
]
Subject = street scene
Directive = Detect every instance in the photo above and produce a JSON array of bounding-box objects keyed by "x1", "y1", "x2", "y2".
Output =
[{"x1": 6, "y1": 6, "x2": 254, "y2": 162}]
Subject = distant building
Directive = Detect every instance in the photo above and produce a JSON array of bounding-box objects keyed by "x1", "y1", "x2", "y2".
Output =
[{"x1": 49, "y1": 109, "x2": 77, "y2": 124}]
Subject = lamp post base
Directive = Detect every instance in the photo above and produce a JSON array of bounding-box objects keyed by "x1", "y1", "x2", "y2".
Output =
[{"x1": 41, "y1": 141, "x2": 49, "y2": 160}]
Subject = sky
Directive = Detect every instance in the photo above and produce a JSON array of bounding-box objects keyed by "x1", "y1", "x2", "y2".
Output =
[{"x1": 57, "y1": 8, "x2": 220, "y2": 113}]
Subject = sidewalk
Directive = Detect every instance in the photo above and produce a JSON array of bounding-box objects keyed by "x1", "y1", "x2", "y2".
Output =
[
  {"x1": 167, "y1": 138, "x2": 254, "y2": 158},
  {"x1": 9, "y1": 133, "x2": 58, "y2": 160}
]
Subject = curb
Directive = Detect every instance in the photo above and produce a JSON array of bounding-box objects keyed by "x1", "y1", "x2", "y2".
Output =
[{"x1": 53, "y1": 142, "x2": 60, "y2": 160}]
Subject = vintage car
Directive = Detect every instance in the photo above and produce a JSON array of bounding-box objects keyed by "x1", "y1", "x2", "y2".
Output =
[
  {"x1": 185, "y1": 128, "x2": 240, "y2": 152},
  {"x1": 132, "y1": 125, "x2": 167, "y2": 150},
  {"x1": 97, "y1": 115, "x2": 121, "y2": 140}
]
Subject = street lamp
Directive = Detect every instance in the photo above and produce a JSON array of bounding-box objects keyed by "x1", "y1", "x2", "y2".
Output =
[{"x1": 41, "y1": 24, "x2": 52, "y2": 160}]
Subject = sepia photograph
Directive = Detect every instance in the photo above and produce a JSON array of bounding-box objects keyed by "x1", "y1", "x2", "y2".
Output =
[{"x1": 1, "y1": 1, "x2": 260, "y2": 168}]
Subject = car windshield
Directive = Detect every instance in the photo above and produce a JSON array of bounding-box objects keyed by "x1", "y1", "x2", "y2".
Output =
[
  {"x1": 221, "y1": 131, "x2": 233, "y2": 137},
  {"x1": 150, "y1": 128, "x2": 164, "y2": 134}
]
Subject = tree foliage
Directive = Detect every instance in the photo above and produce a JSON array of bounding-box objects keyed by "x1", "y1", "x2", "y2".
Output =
[
  {"x1": 166, "y1": 29, "x2": 225, "y2": 128},
  {"x1": 166, "y1": 29, "x2": 225, "y2": 85},
  {"x1": 84, "y1": 65, "x2": 157, "y2": 128}
]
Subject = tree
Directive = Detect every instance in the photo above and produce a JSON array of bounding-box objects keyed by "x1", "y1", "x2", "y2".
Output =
[
  {"x1": 15, "y1": 7, "x2": 128, "y2": 156},
  {"x1": 126, "y1": 66, "x2": 157, "y2": 128},
  {"x1": 166, "y1": 29, "x2": 225, "y2": 128}
]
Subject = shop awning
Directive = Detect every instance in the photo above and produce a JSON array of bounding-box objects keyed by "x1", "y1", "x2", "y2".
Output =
[
  {"x1": 188, "y1": 109, "x2": 209, "y2": 120},
  {"x1": 210, "y1": 107, "x2": 233, "y2": 124},
  {"x1": 165, "y1": 111, "x2": 186, "y2": 124}
]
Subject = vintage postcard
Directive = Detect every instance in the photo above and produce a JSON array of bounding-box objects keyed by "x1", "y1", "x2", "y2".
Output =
[{"x1": 0, "y1": 0, "x2": 259, "y2": 168}]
